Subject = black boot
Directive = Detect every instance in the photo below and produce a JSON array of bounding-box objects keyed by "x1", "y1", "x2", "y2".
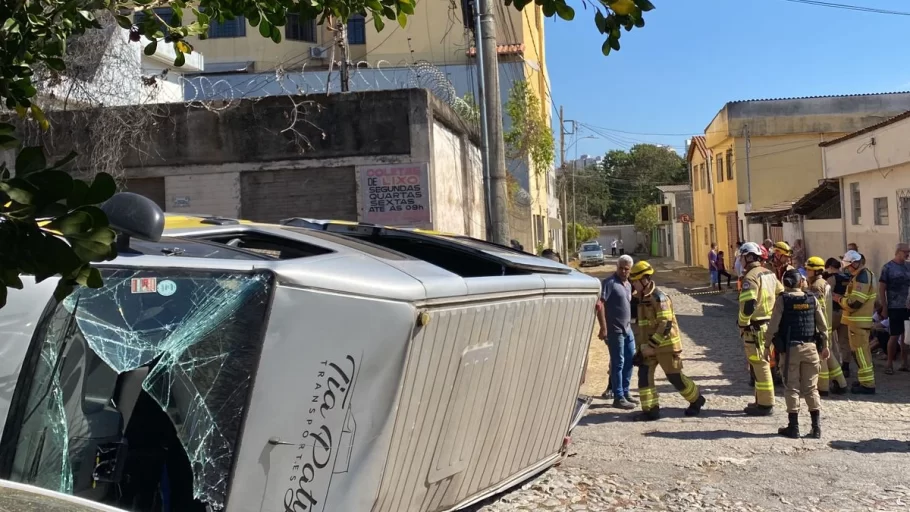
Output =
[
  {"x1": 778, "y1": 412, "x2": 800, "y2": 438},
  {"x1": 806, "y1": 410, "x2": 821, "y2": 439},
  {"x1": 684, "y1": 395, "x2": 706, "y2": 417},
  {"x1": 744, "y1": 403, "x2": 774, "y2": 416},
  {"x1": 820, "y1": 390, "x2": 830, "y2": 397},
  {"x1": 842, "y1": 362, "x2": 851, "y2": 379},
  {"x1": 850, "y1": 382, "x2": 876, "y2": 395},
  {"x1": 634, "y1": 407, "x2": 661, "y2": 422},
  {"x1": 831, "y1": 380, "x2": 847, "y2": 395}
]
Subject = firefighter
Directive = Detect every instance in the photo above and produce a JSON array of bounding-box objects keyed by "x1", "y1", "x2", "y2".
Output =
[
  {"x1": 765, "y1": 269, "x2": 829, "y2": 439},
  {"x1": 628, "y1": 260, "x2": 706, "y2": 421},
  {"x1": 835, "y1": 250, "x2": 877, "y2": 394},
  {"x1": 771, "y1": 241, "x2": 804, "y2": 287},
  {"x1": 825, "y1": 258, "x2": 854, "y2": 378},
  {"x1": 805, "y1": 256, "x2": 847, "y2": 396},
  {"x1": 738, "y1": 242, "x2": 783, "y2": 416}
]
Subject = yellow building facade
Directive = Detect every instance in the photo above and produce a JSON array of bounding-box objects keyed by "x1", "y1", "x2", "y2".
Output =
[
  {"x1": 689, "y1": 93, "x2": 910, "y2": 268},
  {"x1": 163, "y1": 4, "x2": 556, "y2": 248}
]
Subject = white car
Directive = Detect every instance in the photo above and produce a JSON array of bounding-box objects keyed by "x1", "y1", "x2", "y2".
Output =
[{"x1": 578, "y1": 242, "x2": 605, "y2": 267}]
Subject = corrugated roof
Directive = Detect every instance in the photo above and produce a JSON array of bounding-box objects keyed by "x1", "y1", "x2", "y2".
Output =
[
  {"x1": 729, "y1": 91, "x2": 910, "y2": 104},
  {"x1": 686, "y1": 136, "x2": 708, "y2": 162},
  {"x1": 792, "y1": 179, "x2": 839, "y2": 215},
  {"x1": 744, "y1": 200, "x2": 797, "y2": 217},
  {"x1": 819, "y1": 110, "x2": 910, "y2": 147},
  {"x1": 466, "y1": 43, "x2": 524, "y2": 57},
  {"x1": 656, "y1": 185, "x2": 690, "y2": 193}
]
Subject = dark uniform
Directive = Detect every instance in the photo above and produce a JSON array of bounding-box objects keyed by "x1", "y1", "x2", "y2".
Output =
[
  {"x1": 767, "y1": 277, "x2": 829, "y2": 438},
  {"x1": 828, "y1": 271, "x2": 852, "y2": 373}
]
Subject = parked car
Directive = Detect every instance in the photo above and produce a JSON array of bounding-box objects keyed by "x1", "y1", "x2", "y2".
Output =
[{"x1": 578, "y1": 242, "x2": 606, "y2": 267}]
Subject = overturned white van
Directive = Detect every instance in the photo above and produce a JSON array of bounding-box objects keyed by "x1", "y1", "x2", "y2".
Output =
[{"x1": 0, "y1": 194, "x2": 599, "y2": 512}]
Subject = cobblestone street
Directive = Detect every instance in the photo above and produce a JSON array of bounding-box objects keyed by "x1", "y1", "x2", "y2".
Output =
[{"x1": 469, "y1": 260, "x2": 910, "y2": 512}]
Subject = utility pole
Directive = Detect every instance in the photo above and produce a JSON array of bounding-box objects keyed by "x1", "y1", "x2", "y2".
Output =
[
  {"x1": 339, "y1": 19, "x2": 350, "y2": 92},
  {"x1": 472, "y1": 2, "x2": 493, "y2": 235},
  {"x1": 478, "y1": 0, "x2": 511, "y2": 245},
  {"x1": 559, "y1": 106, "x2": 568, "y2": 256}
]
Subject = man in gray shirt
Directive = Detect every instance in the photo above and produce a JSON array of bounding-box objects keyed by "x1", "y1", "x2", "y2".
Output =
[
  {"x1": 879, "y1": 242, "x2": 910, "y2": 373},
  {"x1": 596, "y1": 255, "x2": 637, "y2": 409}
]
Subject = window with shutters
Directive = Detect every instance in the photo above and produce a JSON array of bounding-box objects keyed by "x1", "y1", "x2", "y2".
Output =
[
  {"x1": 874, "y1": 197, "x2": 889, "y2": 225},
  {"x1": 347, "y1": 14, "x2": 366, "y2": 44},
  {"x1": 851, "y1": 182, "x2": 862, "y2": 225},
  {"x1": 726, "y1": 149, "x2": 734, "y2": 180},
  {"x1": 717, "y1": 155, "x2": 724, "y2": 182},
  {"x1": 286, "y1": 14, "x2": 317, "y2": 42},
  {"x1": 208, "y1": 14, "x2": 246, "y2": 38}
]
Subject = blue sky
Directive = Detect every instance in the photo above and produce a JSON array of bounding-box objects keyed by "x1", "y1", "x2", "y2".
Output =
[{"x1": 545, "y1": 0, "x2": 910, "y2": 159}]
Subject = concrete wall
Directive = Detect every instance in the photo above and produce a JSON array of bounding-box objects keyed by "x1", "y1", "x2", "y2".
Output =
[
  {"x1": 30, "y1": 89, "x2": 486, "y2": 235},
  {"x1": 804, "y1": 218, "x2": 844, "y2": 262},
  {"x1": 431, "y1": 121, "x2": 485, "y2": 238}
]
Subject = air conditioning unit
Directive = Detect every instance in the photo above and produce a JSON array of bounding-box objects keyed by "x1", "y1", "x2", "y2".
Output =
[{"x1": 309, "y1": 46, "x2": 329, "y2": 59}]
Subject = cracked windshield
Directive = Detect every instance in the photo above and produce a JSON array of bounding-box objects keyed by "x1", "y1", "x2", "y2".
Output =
[{"x1": 4, "y1": 269, "x2": 271, "y2": 511}]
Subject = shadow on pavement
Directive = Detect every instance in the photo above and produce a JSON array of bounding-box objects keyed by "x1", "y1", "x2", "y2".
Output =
[
  {"x1": 829, "y1": 439, "x2": 910, "y2": 453},
  {"x1": 644, "y1": 429, "x2": 779, "y2": 441}
]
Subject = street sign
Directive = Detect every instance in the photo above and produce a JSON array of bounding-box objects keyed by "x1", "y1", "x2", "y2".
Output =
[{"x1": 679, "y1": 213, "x2": 691, "y2": 223}]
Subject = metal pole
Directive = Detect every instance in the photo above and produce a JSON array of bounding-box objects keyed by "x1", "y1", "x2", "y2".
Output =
[
  {"x1": 339, "y1": 19, "x2": 350, "y2": 92},
  {"x1": 478, "y1": 0, "x2": 511, "y2": 245},
  {"x1": 559, "y1": 106, "x2": 567, "y2": 255},
  {"x1": 473, "y1": 2, "x2": 493, "y2": 235},
  {"x1": 745, "y1": 124, "x2": 752, "y2": 211}
]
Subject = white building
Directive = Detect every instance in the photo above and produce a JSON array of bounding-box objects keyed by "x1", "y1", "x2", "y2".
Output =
[
  {"x1": 656, "y1": 184, "x2": 694, "y2": 264},
  {"x1": 39, "y1": 22, "x2": 203, "y2": 109}
]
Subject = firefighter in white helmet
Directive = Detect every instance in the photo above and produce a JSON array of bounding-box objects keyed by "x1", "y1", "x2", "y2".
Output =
[{"x1": 738, "y1": 242, "x2": 784, "y2": 415}]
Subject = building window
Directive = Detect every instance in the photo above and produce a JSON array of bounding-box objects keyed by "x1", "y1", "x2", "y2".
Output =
[
  {"x1": 850, "y1": 182, "x2": 861, "y2": 225},
  {"x1": 690, "y1": 163, "x2": 697, "y2": 191},
  {"x1": 208, "y1": 15, "x2": 246, "y2": 38},
  {"x1": 874, "y1": 197, "x2": 889, "y2": 225},
  {"x1": 717, "y1": 155, "x2": 724, "y2": 182},
  {"x1": 347, "y1": 14, "x2": 366, "y2": 44},
  {"x1": 286, "y1": 14, "x2": 317, "y2": 42},
  {"x1": 726, "y1": 149, "x2": 733, "y2": 180},
  {"x1": 134, "y1": 7, "x2": 175, "y2": 30},
  {"x1": 709, "y1": 224, "x2": 716, "y2": 244},
  {"x1": 704, "y1": 226, "x2": 708, "y2": 243},
  {"x1": 700, "y1": 163, "x2": 706, "y2": 191}
]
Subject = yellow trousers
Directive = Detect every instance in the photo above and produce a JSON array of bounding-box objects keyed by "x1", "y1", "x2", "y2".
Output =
[
  {"x1": 818, "y1": 331, "x2": 846, "y2": 392},
  {"x1": 743, "y1": 326, "x2": 774, "y2": 407},
  {"x1": 848, "y1": 325, "x2": 875, "y2": 389},
  {"x1": 638, "y1": 351, "x2": 700, "y2": 412}
]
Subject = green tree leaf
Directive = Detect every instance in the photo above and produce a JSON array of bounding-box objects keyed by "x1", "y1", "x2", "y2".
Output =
[
  {"x1": 555, "y1": 3, "x2": 575, "y2": 21},
  {"x1": 144, "y1": 40, "x2": 158, "y2": 55},
  {"x1": 15, "y1": 146, "x2": 46, "y2": 176},
  {"x1": 85, "y1": 173, "x2": 116, "y2": 204}
]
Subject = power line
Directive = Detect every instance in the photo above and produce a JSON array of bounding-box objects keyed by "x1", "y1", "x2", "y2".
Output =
[{"x1": 781, "y1": 0, "x2": 910, "y2": 16}]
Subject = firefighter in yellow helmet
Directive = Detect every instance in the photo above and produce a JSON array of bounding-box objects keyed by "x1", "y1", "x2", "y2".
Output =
[
  {"x1": 834, "y1": 250, "x2": 877, "y2": 394},
  {"x1": 805, "y1": 256, "x2": 848, "y2": 396},
  {"x1": 738, "y1": 242, "x2": 783, "y2": 416},
  {"x1": 772, "y1": 241, "x2": 805, "y2": 288},
  {"x1": 628, "y1": 260, "x2": 706, "y2": 421}
]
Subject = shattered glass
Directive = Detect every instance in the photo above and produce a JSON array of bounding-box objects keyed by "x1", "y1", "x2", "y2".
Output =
[{"x1": 6, "y1": 268, "x2": 273, "y2": 511}]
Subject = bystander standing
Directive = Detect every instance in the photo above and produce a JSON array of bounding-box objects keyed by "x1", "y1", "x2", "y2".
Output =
[
  {"x1": 596, "y1": 255, "x2": 637, "y2": 410},
  {"x1": 878, "y1": 243, "x2": 910, "y2": 374}
]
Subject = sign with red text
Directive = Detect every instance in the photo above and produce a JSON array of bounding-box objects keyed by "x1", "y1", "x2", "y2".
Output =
[{"x1": 358, "y1": 163, "x2": 431, "y2": 225}]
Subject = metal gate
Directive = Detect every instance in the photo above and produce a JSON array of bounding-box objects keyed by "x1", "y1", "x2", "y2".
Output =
[
  {"x1": 898, "y1": 188, "x2": 910, "y2": 242},
  {"x1": 683, "y1": 226, "x2": 692, "y2": 265}
]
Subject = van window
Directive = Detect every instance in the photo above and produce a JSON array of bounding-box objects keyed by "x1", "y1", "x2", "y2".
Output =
[{"x1": 0, "y1": 268, "x2": 273, "y2": 511}]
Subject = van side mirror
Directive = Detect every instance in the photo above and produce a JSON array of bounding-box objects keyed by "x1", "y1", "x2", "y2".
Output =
[{"x1": 101, "y1": 192, "x2": 165, "y2": 250}]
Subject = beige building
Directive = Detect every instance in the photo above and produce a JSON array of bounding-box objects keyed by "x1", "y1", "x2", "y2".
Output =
[
  {"x1": 146, "y1": 4, "x2": 559, "y2": 249},
  {"x1": 691, "y1": 92, "x2": 910, "y2": 268},
  {"x1": 820, "y1": 111, "x2": 910, "y2": 274}
]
